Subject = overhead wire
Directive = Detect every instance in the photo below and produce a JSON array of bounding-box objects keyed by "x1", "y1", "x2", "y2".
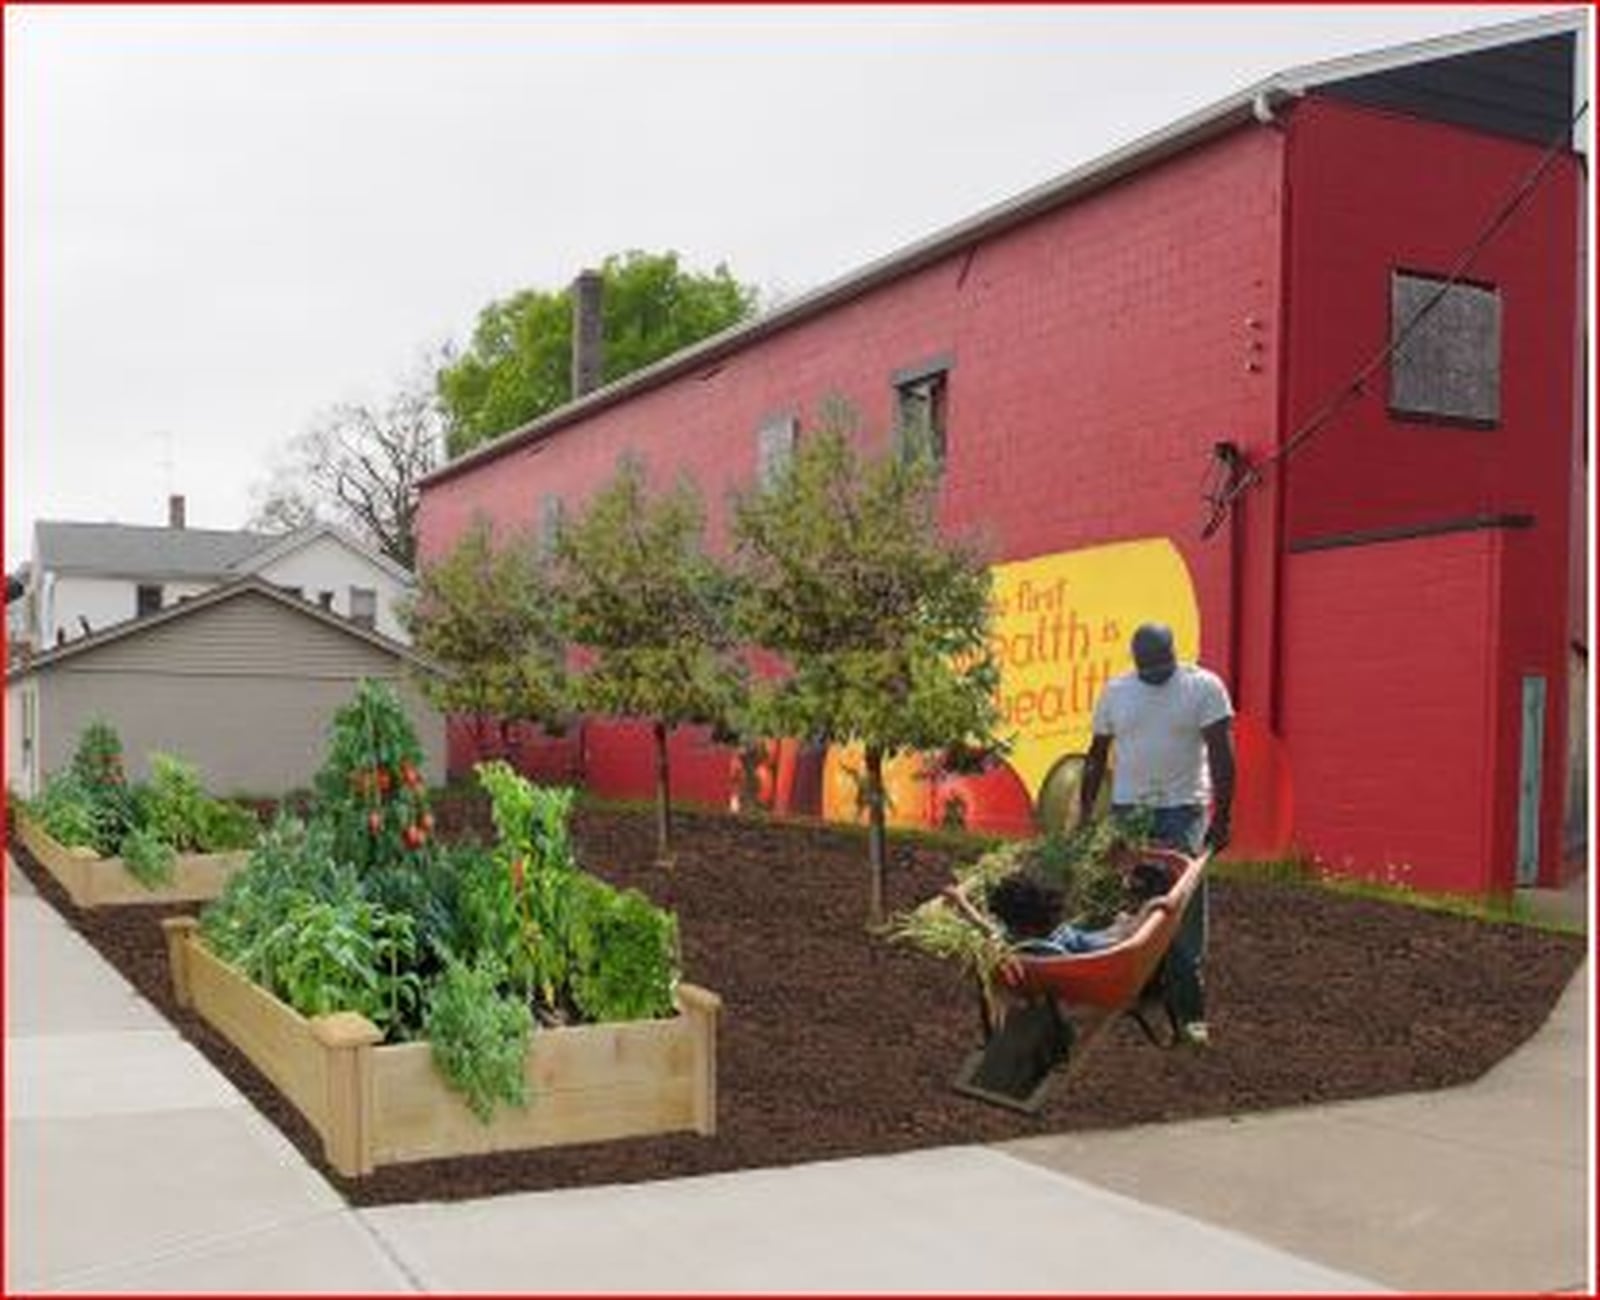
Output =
[{"x1": 1202, "y1": 97, "x2": 1591, "y2": 539}]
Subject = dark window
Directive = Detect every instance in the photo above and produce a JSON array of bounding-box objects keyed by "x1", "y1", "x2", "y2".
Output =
[
  {"x1": 540, "y1": 494, "x2": 565, "y2": 557},
  {"x1": 349, "y1": 587, "x2": 377, "y2": 630},
  {"x1": 756, "y1": 414, "x2": 798, "y2": 489},
  {"x1": 281, "y1": 586, "x2": 304, "y2": 601},
  {"x1": 136, "y1": 584, "x2": 163, "y2": 616},
  {"x1": 895, "y1": 366, "x2": 949, "y2": 469},
  {"x1": 318, "y1": 590, "x2": 335, "y2": 610},
  {"x1": 1390, "y1": 272, "x2": 1501, "y2": 425}
]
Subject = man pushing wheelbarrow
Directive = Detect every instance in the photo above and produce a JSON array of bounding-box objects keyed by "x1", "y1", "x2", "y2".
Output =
[
  {"x1": 1078, "y1": 621, "x2": 1235, "y2": 1048},
  {"x1": 896, "y1": 623, "x2": 1234, "y2": 1112}
]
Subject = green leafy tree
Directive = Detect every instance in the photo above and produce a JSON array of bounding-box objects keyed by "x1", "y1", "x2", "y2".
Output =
[
  {"x1": 402, "y1": 517, "x2": 568, "y2": 750},
  {"x1": 732, "y1": 404, "x2": 1002, "y2": 923},
  {"x1": 556, "y1": 455, "x2": 743, "y2": 864},
  {"x1": 438, "y1": 251, "x2": 758, "y2": 458}
]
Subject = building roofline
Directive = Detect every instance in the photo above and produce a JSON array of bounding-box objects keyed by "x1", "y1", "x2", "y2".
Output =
[
  {"x1": 420, "y1": 8, "x2": 1586, "y2": 491},
  {"x1": 6, "y1": 575, "x2": 436, "y2": 681},
  {"x1": 228, "y1": 522, "x2": 416, "y2": 586},
  {"x1": 32, "y1": 518, "x2": 277, "y2": 578}
]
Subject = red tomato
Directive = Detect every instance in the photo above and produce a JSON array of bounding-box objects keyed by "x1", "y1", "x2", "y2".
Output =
[{"x1": 367, "y1": 811, "x2": 382, "y2": 834}]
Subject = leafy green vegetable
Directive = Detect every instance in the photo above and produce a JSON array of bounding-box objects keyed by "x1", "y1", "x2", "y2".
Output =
[
  {"x1": 119, "y1": 825, "x2": 177, "y2": 887},
  {"x1": 424, "y1": 959, "x2": 534, "y2": 1122},
  {"x1": 23, "y1": 769, "x2": 104, "y2": 851},
  {"x1": 568, "y1": 876, "x2": 679, "y2": 1023}
]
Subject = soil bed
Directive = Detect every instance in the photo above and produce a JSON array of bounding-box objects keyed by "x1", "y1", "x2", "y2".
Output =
[{"x1": 11, "y1": 802, "x2": 1584, "y2": 1208}]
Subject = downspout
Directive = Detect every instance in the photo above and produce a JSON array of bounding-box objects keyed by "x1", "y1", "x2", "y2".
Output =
[{"x1": 1262, "y1": 89, "x2": 1297, "y2": 737}]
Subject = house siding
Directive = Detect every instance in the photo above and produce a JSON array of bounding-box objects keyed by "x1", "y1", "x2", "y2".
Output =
[
  {"x1": 251, "y1": 533, "x2": 412, "y2": 643},
  {"x1": 22, "y1": 590, "x2": 443, "y2": 797},
  {"x1": 61, "y1": 590, "x2": 406, "y2": 680}
]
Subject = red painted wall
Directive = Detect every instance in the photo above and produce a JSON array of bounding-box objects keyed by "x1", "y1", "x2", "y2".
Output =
[
  {"x1": 1281, "y1": 532, "x2": 1500, "y2": 893},
  {"x1": 415, "y1": 93, "x2": 1582, "y2": 893},
  {"x1": 419, "y1": 126, "x2": 1288, "y2": 806},
  {"x1": 1278, "y1": 97, "x2": 1581, "y2": 889}
]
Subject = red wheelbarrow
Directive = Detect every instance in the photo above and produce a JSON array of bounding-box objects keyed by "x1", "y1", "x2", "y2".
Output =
[{"x1": 952, "y1": 847, "x2": 1208, "y2": 1113}]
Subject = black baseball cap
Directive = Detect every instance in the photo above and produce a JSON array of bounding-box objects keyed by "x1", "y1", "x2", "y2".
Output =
[{"x1": 1131, "y1": 623, "x2": 1177, "y2": 685}]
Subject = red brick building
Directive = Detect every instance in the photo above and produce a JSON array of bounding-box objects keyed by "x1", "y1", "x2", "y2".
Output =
[{"x1": 418, "y1": 13, "x2": 1588, "y2": 895}]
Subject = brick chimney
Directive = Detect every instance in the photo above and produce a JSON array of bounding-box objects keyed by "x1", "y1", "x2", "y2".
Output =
[
  {"x1": 571, "y1": 269, "x2": 604, "y2": 399},
  {"x1": 168, "y1": 494, "x2": 186, "y2": 529}
]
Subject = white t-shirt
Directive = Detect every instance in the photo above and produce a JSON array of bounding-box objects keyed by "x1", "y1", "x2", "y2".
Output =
[{"x1": 1091, "y1": 665, "x2": 1233, "y2": 807}]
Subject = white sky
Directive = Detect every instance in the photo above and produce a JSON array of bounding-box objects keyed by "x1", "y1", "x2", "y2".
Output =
[{"x1": 4, "y1": 3, "x2": 1580, "y2": 567}]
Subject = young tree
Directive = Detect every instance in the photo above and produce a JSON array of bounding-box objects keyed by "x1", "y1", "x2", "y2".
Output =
[
  {"x1": 402, "y1": 518, "x2": 568, "y2": 749},
  {"x1": 249, "y1": 364, "x2": 444, "y2": 568},
  {"x1": 438, "y1": 251, "x2": 758, "y2": 458},
  {"x1": 732, "y1": 405, "x2": 1001, "y2": 923},
  {"x1": 557, "y1": 455, "x2": 742, "y2": 865}
]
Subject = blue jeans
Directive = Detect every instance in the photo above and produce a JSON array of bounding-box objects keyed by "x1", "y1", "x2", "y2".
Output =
[{"x1": 1112, "y1": 803, "x2": 1207, "y2": 1024}]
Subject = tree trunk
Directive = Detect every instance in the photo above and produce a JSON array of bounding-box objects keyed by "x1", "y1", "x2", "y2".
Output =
[
  {"x1": 653, "y1": 720, "x2": 674, "y2": 867},
  {"x1": 864, "y1": 744, "x2": 887, "y2": 924}
]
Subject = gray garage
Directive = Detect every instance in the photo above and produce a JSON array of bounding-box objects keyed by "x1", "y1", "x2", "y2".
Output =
[{"x1": 5, "y1": 576, "x2": 443, "y2": 799}]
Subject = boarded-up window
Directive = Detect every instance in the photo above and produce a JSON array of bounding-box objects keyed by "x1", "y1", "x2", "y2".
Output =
[
  {"x1": 895, "y1": 363, "x2": 950, "y2": 470},
  {"x1": 756, "y1": 415, "x2": 798, "y2": 489},
  {"x1": 1390, "y1": 272, "x2": 1501, "y2": 425}
]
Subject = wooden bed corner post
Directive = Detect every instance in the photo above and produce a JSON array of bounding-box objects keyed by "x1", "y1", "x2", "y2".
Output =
[
  {"x1": 160, "y1": 917, "x2": 200, "y2": 1008},
  {"x1": 311, "y1": 1012, "x2": 384, "y2": 1178},
  {"x1": 676, "y1": 984, "x2": 722, "y2": 1136}
]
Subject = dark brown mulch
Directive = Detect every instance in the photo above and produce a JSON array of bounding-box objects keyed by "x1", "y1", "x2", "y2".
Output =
[{"x1": 10, "y1": 805, "x2": 1585, "y2": 1209}]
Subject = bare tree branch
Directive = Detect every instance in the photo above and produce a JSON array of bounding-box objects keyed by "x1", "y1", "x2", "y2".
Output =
[{"x1": 246, "y1": 355, "x2": 445, "y2": 568}]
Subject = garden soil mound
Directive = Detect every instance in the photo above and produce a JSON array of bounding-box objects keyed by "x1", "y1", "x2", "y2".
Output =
[{"x1": 11, "y1": 804, "x2": 1584, "y2": 1208}]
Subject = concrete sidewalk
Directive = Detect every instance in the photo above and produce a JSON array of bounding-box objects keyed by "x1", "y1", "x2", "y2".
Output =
[{"x1": 5, "y1": 849, "x2": 1588, "y2": 1293}]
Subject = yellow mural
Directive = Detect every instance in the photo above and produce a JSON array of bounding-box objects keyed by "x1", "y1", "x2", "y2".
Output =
[
  {"x1": 990, "y1": 538, "x2": 1200, "y2": 801},
  {"x1": 810, "y1": 538, "x2": 1201, "y2": 831}
]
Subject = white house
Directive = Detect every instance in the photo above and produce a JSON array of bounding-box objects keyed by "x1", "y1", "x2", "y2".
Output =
[{"x1": 20, "y1": 496, "x2": 414, "y2": 653}]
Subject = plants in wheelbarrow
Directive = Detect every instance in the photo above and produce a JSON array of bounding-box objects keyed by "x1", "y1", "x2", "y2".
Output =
[{"x1": 885, "y1": 814, "x2": 1154, "y2": 986}]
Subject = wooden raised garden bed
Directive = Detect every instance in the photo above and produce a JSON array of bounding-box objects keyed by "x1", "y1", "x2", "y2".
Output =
[
  {"x1": 161, "y1": 917, "x2": 723, "y2": 1177},
  {"x1": 14, "y1": 811, "x2": 250, "y2": 908}
]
